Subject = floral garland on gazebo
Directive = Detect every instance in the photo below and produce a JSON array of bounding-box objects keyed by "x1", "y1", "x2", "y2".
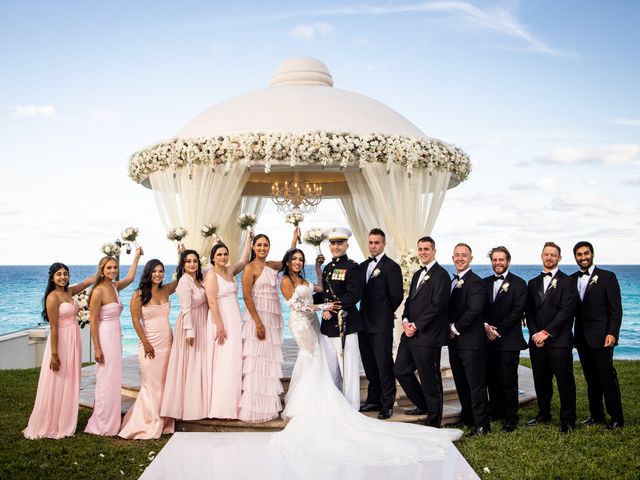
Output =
[{"x1": 128, "y1": 131, "x2": 471, "y2": 183}]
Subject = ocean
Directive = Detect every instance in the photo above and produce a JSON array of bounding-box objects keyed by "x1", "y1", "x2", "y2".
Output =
[{"x1": 1, "y1": 264, "x2": 638, "y2": 359}]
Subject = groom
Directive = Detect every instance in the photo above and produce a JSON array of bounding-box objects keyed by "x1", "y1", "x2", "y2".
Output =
[{"x1": 315, "y1": 226, "x2": 364, "y2": 410}]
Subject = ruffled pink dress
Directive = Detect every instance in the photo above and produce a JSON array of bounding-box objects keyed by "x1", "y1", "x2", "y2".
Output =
[
  {"x1": 119, "y1": 302, "x2": 175, "y2": 439},
  {"x1": 85, "y1": 287, "x2": 123, "y2": 436},
  {"x1": 23, "y1": 301, "x2": 82, "y2": 439},
  {"x1": 209, "y1": 273, "x2": 243, "y2": 419},
  {"x1": 239, "y1": 266, "x2": 284, "y2": 422},
  {"x1": 161, "y1": 275, "x2": 211, "y2": 420}
]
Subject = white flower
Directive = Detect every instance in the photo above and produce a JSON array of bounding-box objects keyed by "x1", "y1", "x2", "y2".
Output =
[
  {"x1": 303, "y1": 228, "x2": 327, "y2": 246},
  {"x1": 167, "y1": 226, "x2": 188, "y2": 241},
  {"x1": 372, "y1": 268, "x2": 381, "y2": 278},
  {"x1": 455, "y1": 279, "x2": 465, "y2": 288},
  {"x1": 590, "y1": 275, "x2": 599, "y2": 285},
  {"x1": 201, "y1": 223, "x2": 218, "y2": 238},
  {"x1": 121, "y1": 227, "x2": 139, "y2": 242},
  {"x1": 501, "y1": 282, "x2": 510, "y2": 292},
  {"x1": 237, "y1": 213, "x2": 257, "y2": 230},
  {"x1": 285, "y1": 212, "x2": 304, "y2": 225},
  {"x1": 551, "y1": 278, "x2": 558, "y2": 289},
  {"x1": 483, "y1": 467, "x2": 491, "y2": 473},
  {"x1": 100, "y1": 242, "x2": 121, "y2": 257}
]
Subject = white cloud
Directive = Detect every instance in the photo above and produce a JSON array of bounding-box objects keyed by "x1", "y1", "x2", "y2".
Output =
[
  {"x1": 607, "y1": 118, "x2": 640, "y2": 128},
  {"x1": 509, "y1": 177, "x2": 558, "y2": 191},
  {"x1": 534, "y1": 144, "x2": 640, "y2": 166},
  {"x1": 623, "y1": 176, "x2": 640, "y2": 186},
  {"x1": 10, "y1": 105, "x2": 56, "y2": 118},
  {"x1": 289, "y1": 22, "x2": 334, "y2": 39},
  {"x1": 85, "y1": 109, "x2": 121, "y2": 124}
]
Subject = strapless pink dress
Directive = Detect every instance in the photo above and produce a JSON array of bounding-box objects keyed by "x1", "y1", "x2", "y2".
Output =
[
  {"x1": 85, "y1": 289, "x2": 123, "y2": 436},
  {"x1": 119, "y1": 302, "x2": 175, "y2": 439},
  {"x1": 23, "y1": 301, "x2": 81, "y2": 439}
]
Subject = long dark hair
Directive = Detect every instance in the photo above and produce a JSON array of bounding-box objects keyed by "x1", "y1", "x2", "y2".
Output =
[
  {"x1": 209, "y1": 242, "x2": 229, "y2": 267},
  {"x1": 176, "y1": 250, "x2": 203, "y2": 282},
  {"x1": 42, "y1": 262, "x2": 69, "y2": 322},
  {"x1": 138, "y1": 259, "x2": 165, "y2": 306},
  {"x1": 280, "y1": 248, "x2": 306, "y2": 284},
  {"x1": 249, "y1": 234, "x2": 270, "y2": 262}
]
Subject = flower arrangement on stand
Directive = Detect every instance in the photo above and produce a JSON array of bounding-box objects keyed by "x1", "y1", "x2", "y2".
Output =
[
  {"x1": 101, "y1": 242, "x2": 121, "y2": 257},
  {"x1": 167, "y1": 227, "x2": 188, "y2": 244},
  {"x1": 201, "y1": 223, "x2": 218, "y2": 238},
  {"x1": 285, "y1": 212, "x2": 304, "y2": 244},
  {"x1": 237, "y1": 213, "x2": 257, "y2": 230},
  {"x1": 398, "y1": 249, "x2": 420, "y2": 295},
  {"x1": 73, "y1": 289, "x2": 90, "y2": 328},
  {"x1": 303, "y1": 228, "x2": 327, "y2": 255}
]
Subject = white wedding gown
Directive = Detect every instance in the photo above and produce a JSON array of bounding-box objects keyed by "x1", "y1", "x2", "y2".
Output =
[{"x1": 269, "y1": 284, "x2": 463, "y2": 465}]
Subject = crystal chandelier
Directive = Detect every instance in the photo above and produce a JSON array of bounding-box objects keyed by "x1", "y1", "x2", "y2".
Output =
[{"x1": 271, "y1": 172, "x2": 323, "y2": 214}]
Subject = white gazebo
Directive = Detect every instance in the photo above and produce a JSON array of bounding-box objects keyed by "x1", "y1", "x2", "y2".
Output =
[{"x1": 129, "y1": 57, "x2": 471, "y2": 263}]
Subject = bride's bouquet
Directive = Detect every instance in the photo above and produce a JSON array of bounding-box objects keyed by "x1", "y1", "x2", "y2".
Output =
[
  {"x1": 167, "y1": 226, "x2": 188, "y2": 244},
  {"x1": 201, "y1": 223, "x2": 218, "y2": 238},
  {"x1": 237, "y1": 213, "x2": 257, "y2": 230},
  {"x1": 285, "y1": 212, "x2": 304, "y2": 244},
  {"x1": 101, "y1": 242, "x2": 121, "y2": 257},
  {"x1": 303, "y1": 228, "x2": 327, "y2": 255}
]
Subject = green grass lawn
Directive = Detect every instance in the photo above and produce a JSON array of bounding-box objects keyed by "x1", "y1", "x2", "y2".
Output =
[{"x1": 1, "y1": 360, "x2": 638, "y2": 479}]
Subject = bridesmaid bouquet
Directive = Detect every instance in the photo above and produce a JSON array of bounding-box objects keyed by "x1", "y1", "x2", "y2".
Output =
[
  {"x1": 121, "y1": 227, "x2": 139, "y2": 243},
  {"x1": 303, "y1": 228, "x2": 327, "y2": 255},
  {"x1": 398, "y1": 249, "x2": 420, "y2": 296},
  {"x1": 201, "y1": 223, "x2": 218, "y2": 238},
  {"x1": 167, "y1": 226, "x2": 188, "y2": 243},
  {"x1": 73, "y1": 289, "x2": 90, "y2": 328},
  {"x1": 285, "y1": 212, "x2": 304, "y2": 244},
  {"x1": 237, "y1": 213, "x2": 257, "y2": 230},
  {"x1": 101, "y1": 242, "x2": 121, "y2": 257}
]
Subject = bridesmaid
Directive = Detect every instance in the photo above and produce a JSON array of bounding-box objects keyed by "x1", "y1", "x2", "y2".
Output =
[
  {"x1": 206, "y1": 232, "x2": 253, "y2": 419},
  {"x1": 119, "y1": 259, "x2": 177, "y2": 439},
  {"x1": 239, "y1": 229, "x2": 298, "y2": 423},
  {"x1": 85, "y1": 248, "x2": 143, "y2": 436},
  {"x1": 23, "y1": 263, "x2": 93, "y2": 439},
  {"x1": 161, "y1": 250, "x2": 211, "y2": 420}
]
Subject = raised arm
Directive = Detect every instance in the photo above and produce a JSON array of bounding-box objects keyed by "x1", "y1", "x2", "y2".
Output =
[
  {"x1": 242, "y1": 264, "x2": 265, "y2": 340},
  {"x1": 68, "y1": 275, "x2": 95, "y2": 296},
  {"x1": 46, "y1": 294, "x2": 62, "y2": 372},
  {"x1": 115, "y1": 247, "x2": 143, "y2": 291},
  {"x1": 204, "y1": 271, "x2": 226, "y2": 345},
  {"x1": 130, "y1": 290, "x2": 154, "y2": 359},
  {"x1": 163, "y1": 279, "x2": 179, "y2": 296},
  {"x1": 266, "y1": 227, "x2": 299, "y2": 271},
  {"x1": 89, "y1": 287, "x2": 105, "y2": 364},
  {"x1": 313, "y1": 254, "x2": 325, "y2": 292},
  {"x1": 230, "y1": 231, "x2": 253, "y2": 276}
]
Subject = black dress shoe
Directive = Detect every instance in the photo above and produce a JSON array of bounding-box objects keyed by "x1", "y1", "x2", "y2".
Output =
[
  {"x1": 445, "y1": 421, "x2": 467, "y2": 429},
  {"x1": 468, "y1": 426, "x2": 491, "y2": 437},
  {"x1": 404, "y1": 407, "x2": 428, "y2": 416},
  {"x1": 560, "y1": 422, "x2": 575, "y2": 433},
  {"x1": 502, "y1": 421, "x2": 517, "y2": 432},
  {"x1": 581, "y1": 417, "x2": 604, "y2": 425},
  {"x1": 526, "y1": 415, "x2": 551, "y2": 426},
  {"x1": 359, "y1": 403, "x2": 381, "y2": 413},
  {"x1": 423, "y1": 414, "x2": 440, "y2": 428},
  {"x1": 606, "y1": 420, "x2": 624, "y2": 430},
  {"x1": 378, "y1": 408, "x2": 393, "y2": 420}
]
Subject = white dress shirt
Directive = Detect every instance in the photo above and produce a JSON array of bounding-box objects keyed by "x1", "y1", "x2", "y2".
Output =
[
  {"x1": 543, "y1": 267, "x2": 559, "y2": 292},
  {"x1": 577, "y1": 265, "x2": 594, "y2": 300},
  {"x1": 366, "y1": 253, "x2": 384, "y2": 283},
  {"x1": 493, "y1": 270, "x2": 509, "y2": 301}
]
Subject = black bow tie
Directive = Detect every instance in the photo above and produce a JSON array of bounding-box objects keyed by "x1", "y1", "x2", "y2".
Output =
[
  {"x1": 578, "y1": 270, "x2": 590, "y2": 277},
  {"x1": 541, "y1": 272, "x2": 552, "y2": 277},
  {"x1": 453, "y1": 274, "x2": 460, "y2": 280},
  {"x1": 420, "y1": 266, "x2": 428, "y2": 272},
  {"x1": 494, "y1": 275, "x2": 504, "y2": 281},
  {"x1": 368, "y1": 257, "x2": 377, "y2": 263}
]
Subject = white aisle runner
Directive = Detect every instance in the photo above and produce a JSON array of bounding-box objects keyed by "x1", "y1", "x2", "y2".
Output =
[{"x1": 141, "y1": 432, "x2": 479, "y2": 480}]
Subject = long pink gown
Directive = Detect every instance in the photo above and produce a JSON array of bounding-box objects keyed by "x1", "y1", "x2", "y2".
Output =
[
  {"x1": 239, "y1": 266, "x2": 284, "y2": 422},
  {"x1": 209, "y1": 273, "x2": 243, "y2": 419},
  {"x1": 118, "y1": 302, "x2": 175, "y2": 439},
  {"x1": 161, "y1": 275, "x2": 211, "y2": 420},
  {"x1": 23, "y1": 301, "x2": 82, "y2": 439},
  {"x1": 85, "y1": 287, "x2": 123, "y2": 435}
]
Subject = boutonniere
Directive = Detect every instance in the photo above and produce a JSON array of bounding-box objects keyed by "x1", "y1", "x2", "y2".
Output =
[
  {"x1": 421, "y1": 274, "x2": 430, "y2": 284},
  {"x1": 371, "y1": 268, "x2": 381, "y2": 278},
  {"x1": 550, "y1": 278, "x2": 558, "y2": 289},
  {"x1": 455, "y1": 279, "x2": 465, "y2": 288},
  {"x1": 590, "y1": 275, "x2": 598, "y2": 285},
  {"x1": 501, "y1": 282, "x2": 510, "y2": 292}
]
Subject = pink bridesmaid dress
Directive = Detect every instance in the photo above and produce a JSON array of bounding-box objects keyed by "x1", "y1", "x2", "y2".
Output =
[
  {"x1": 118, "y1": 302, "x2": 175, "y2": 439},
  {"x1": 161, "y1": 275, "x2": 211, "y2": 420},
  {"x1": 209, "y1": 273, "x2": 243, "y2": 419},
  {"x1": 239, "y1": 266, "x2": 284, "y2": 422},
  {"x1": 84, "y1": 287, "x2": 123, "y2": 436},
  {"x1": 23, "y1": 301, "x2": 82, "y2": 439}
]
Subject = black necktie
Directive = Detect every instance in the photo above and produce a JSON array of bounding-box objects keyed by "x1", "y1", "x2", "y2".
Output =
[
  {"x1": 541, "y1": 272, "x2": 552, "y2": 277},
  {"x1": 494, "y1": 275, "x2": 504, "y2": 281},
  {"x1": 578, "y1": 270, "x2": 590, "y2": 277}
]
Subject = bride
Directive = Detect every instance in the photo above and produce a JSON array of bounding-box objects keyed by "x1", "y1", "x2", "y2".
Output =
[{"x1": 270, "y1": 248, "x2": 462, "y2": 465}]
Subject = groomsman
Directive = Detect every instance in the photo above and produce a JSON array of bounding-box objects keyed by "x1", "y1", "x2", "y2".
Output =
[
  {"x1": 526, "y1": 242, "x2": 577, "y2": 433},
  {"x1": 393, "y1": 236, "x2": 450, "y2": 427},
  {"x1": 572, "y1": 241, "x2": 624, "y2": 429},
  {"x1": 446, "y1": 243, "x2": 489, "y2": 435},
  {"x1": 483, "y1": 246, "x2": 527, "y2": 432},
  {"x1": 358, "y1": 228, "x2": 404, "y2": 420},
  {"x1": 315, "y1": 227, "x2": 364, "y2": 410}
]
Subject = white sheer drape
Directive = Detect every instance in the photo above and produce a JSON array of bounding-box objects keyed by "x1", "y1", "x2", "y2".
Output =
[
  {"x1": 149, "y1": 164, "x2": 249, "y2": 257},
  {"x1": 220, "y1": 196, "x2": 266, "y2": 262},
  {"x1": 342, "y1": 163, "x2": 451, "y2": 261}
]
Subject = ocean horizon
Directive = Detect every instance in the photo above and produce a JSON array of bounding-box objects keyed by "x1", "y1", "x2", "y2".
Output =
[{"x1": 1, "y1": 264, "x2": 638, "y2": 359}]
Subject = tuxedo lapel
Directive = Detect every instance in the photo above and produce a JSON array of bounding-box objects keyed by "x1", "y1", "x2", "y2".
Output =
[
  {"x1": 369, "y1": 255, "x2": 387, "y2": 282},
  {"x1": 410, "y1": 268, "x2": 428, "y2": 300},
  {"x1": 582, "y1": 267, "x2": 598, "y2": 301},
  {"x1": 493, "y1": 272, "x2": 510, "y2": 303}
]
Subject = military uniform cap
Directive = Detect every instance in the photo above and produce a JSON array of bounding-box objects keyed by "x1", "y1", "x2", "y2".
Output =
[{"x1": 325, "y1": 227, "x2": 352, "y2": 241}]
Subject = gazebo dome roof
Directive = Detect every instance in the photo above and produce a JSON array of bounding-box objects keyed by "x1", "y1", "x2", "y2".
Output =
[{"x1": 174, "y1": 57, "x2": 426, "y2": 139}]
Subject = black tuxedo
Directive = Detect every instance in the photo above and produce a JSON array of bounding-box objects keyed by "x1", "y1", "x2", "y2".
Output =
[
  {"x1": 572, "y1": 267, "x2": 624, "y2": 424},
  {"x1": 526, "y1": 270, "x2": 577, "y2": 425},
  {"x1": 483, "y1": 272, "x2": 527, "y2": 424},
  {"x1": 447, "y1": 270, "x2": 489, "y2": 428},
  {"x1": 359, "y1": 254, "x2": 404, "y2": 409},
  {"x1": 393, "y1": 262, "x2": 450, "y2": 427}
]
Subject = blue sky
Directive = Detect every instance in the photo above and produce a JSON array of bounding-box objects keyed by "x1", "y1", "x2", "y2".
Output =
[{"x1": 1, "y1": 1, "x2": 638, "y2": 266}]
